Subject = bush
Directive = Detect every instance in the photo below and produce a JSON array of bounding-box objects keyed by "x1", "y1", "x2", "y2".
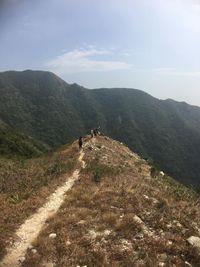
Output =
[{"x1": 92, "y1": 168, "x2": 101, "y2": 183}]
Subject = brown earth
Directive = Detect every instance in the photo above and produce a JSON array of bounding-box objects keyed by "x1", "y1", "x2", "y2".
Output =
[{"x1": 8, "y1": 136, "x2": 199, "y2": 267}]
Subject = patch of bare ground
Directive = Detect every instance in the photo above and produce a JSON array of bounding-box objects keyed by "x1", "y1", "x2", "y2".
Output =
[
  {"x1": 21, "y1": 136, "x2": 200, "y2": 267},
  {"x1": 0, "y1": 140, "x2": 79, "y2": 261}
]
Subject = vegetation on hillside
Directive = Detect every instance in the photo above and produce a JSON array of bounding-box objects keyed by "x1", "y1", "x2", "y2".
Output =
[
  {"x1": 21, "y1": 136, "x2": 200, "y2": 267},
  {"x1": 0, "y1": 120, "x2": 49, "y2": 158},
  {"x1": 1, "y1": 70, "x2": 200, "y2": 187},
  {"x1": 0, "y1": 140, "x2": 78, "y2": 260}
]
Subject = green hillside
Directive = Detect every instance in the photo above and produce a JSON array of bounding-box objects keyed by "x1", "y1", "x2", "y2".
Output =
[
  {"x1": 0, "y1": 70, "x2": 200, "y2": 187},
  {"x1": 0, "y1": 120, "x2": 49, "y2": 158}
]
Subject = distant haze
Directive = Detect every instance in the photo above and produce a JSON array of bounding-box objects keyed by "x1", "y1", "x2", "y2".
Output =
[{"x1": 1, "y1": 0, "x2": 200, "y2": 106}]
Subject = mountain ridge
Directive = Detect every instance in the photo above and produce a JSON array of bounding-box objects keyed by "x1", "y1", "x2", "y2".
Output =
[
  {"x1": 0, "y1": 70, "x2": 200, "y2": 188},
  {"x1": 0, "y1": 135, "x2": 200, "y2": 266}
]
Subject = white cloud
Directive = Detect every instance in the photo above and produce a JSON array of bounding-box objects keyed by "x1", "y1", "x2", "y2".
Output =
[{"x1": 45, "y1": 48, "x2": 132, "y2": 74}]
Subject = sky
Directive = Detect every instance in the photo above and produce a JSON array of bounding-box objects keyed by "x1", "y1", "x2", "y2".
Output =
[{"x1": 1, "y1": 0, "x2": 200, "y2": 106}]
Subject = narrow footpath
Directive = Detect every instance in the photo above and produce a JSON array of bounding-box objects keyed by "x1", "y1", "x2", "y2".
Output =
[{"x1": 0, "y1": 150, "x2": 86, "y2": 267}]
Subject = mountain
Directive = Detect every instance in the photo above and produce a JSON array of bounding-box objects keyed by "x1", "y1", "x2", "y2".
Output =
[
  {"x1": 0, "y1": 119, "x2": 49, "y2": 158},
  {"x1": 0, "y1": 70, "x2": 200, "y2": 187},
  {"x1": 0, "y1": 136, "x2": 200, "y2": 266}
]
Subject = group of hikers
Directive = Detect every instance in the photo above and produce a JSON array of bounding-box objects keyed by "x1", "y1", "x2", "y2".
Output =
[
  {"x1": 78, "y1": 127, "x2": 101, "y2": 149},
  {"x1": 90, "y1": 127, "x2": 101, "y2": 138}
]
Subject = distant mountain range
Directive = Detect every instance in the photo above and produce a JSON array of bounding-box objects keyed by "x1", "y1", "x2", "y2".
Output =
[{"x1": 0, "y1": 70, "x2": 200, "y2": 188}]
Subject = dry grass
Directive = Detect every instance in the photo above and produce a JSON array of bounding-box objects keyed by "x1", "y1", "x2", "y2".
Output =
[
  {"x1": 21, "y1": 137, "x2": 200, "y2": 266},
  {"x1": 0, "y1": 141, "x2": 79, "y2": 260}
]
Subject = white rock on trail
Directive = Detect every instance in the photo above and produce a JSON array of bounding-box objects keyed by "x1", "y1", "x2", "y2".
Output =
[
  {"x1": 187, "y1": 236, "x2": 200, "y2": 251},
  {"x1": 77, "y1": 220, "x2": 85, "y2": 225},
  {"x1": 49, "y1": 233, "x2": 57, "y2": 239},
  {"x1": 160, "y1": 171, "x2": 165, "y2": 177},
  {"x1": 133, "y1": 215, "x2": 154, "y2": 237},
  {"x1": 31, "y1": 248, "x2": 37, "y2": 254},
  {"x1": 19, "y1": 256, "x2": 26, "y2": 263},
  {"x1": 66, "y1": 240, "x2": 71, "y2": 246},
  {"x1": 185, "y1": 261, "x2": 192, "y2": 267}
]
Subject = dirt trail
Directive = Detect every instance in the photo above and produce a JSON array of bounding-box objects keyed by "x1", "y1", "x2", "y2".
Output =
[{"x1": 0, "y1": 150, "x2": 85, "y2": 267}]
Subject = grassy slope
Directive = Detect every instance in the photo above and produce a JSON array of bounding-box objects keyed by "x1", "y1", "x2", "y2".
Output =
[
  {"x1": 1, "y1": 70, "x2": 200, "y2": 187},
  {"x1": 0, "y1": 120, "x2": 49, "y2": 158},
  {"x1": 0, "y1": 140, "x2": 79, "y2": 260},
  {"x1": 22, "y1": 136, "x2": 200, "y2": 267}
]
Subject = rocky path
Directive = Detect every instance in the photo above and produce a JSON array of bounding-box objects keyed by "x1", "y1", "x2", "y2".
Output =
[{"x1": 0, "y1": 150, "x2": 85, "y2": 267}]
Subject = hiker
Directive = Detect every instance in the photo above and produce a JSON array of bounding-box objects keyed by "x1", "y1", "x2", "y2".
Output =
[
  {"x1": 78, "y1": 136, "x2": 83, "y2": 149},
  {"x1": 91, "y1": 129, "x2": 94, "y2": 138},
  {"x1": 97, "y1": 126, "x2": 101, "y2": 135},
  {"x1": 94, "y1": 128, "x2": 98, "y2": 136}
]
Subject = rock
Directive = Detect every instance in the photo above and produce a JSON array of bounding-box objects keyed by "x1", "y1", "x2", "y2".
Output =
[
  {"x1": 133, "y1": 215, "x2": 144, "y2": 225},
  {"x1": 133, "y1": 215, "x2": 153, "y2": 237},
  {"x1": 104, "y1": 230, "x2": 111, "y2": 236},
  {"x1": 185, "y1": 261, "x2": 192, "y2": 267},
  {"x1": 173, "y1": 220, "x2": 182, "y2": 228},
  {"x1": 152, "y1": 197, "x2": 159, "y2": 204},
  {"x1": 159, "y1": 253, "x2": 167, "y2": 261},
  {"x1": 158, "y1": 263, "x2": 165, "y2": 267},
  {"x1": 187, "y1": 236, "x2": 200, "y2": 251},
  {"x1": 121, "y1": 239, "x2": 133, "y2": 251},
  {"x1": 66, "y1": 240, "x2": 71, "y2": 245},
  {"x1": 166, "y1": 223, "x2": 172, "y2": 229},
  {"x1": 176, "y1": 222, "x2": 182, "y2": 228},
  {"x1": 135, "y1": 233, "x2": 144, "y2": 239},
  {"x1": 31, "y1": 248, "x2": 37, "y2": 254},
  {"x1": 77, "y1": 220, "x2": 85, "y2": 225},
  {"x1": 49, "y1": 233, "x2": 57, "y2": 239},
  {"x1": 19, "y1": 256, "x2": 26, "y2": 263},
  {"x1": 182, "y1": 229, "x2": 187, "y2": 234},
  {"x1": 160, "y1": 171, "x2": 165, "y2": 177},
  {"x1": 167, "y1": 240, "x2": 172, "y2": 246},
  {"x1": 110, "y1": 206, "x2": 117, "y2": 209},
  {"x1": 44, "y1": 262, "x2": 54, "y2": 267},
  {"x1": 88, "y1": 229, "x2": 111, "y2": 239}
]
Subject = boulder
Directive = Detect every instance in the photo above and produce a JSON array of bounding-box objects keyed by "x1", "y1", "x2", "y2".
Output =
[{"x1": 187, "y1": 236, "x2": 200, "y2": 251}]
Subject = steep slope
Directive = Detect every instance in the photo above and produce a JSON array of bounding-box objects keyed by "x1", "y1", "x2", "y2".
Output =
[
  {"x1": 0, "y1": 70, "x2": 86, "y2": 147},
  {"x1": 0, "y1": 150, "x2": 85, "y2": 267},
  {"x1": 0, "y1": 120, "x2": 49, "y2": 158},
  {"x1": 0, "y1": 138, "x2": 79, "y2": 260},
  {"x1": 1, "y1": 70, "x2": 200, "y2": 187},
  {"x1": 1, "y1": 136, "x2": 199, "y2": 267}
]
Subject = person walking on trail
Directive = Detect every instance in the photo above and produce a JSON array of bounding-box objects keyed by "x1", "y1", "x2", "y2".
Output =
[
  {"x1": 78, "y1": 136, "x2": 83, "y2": 149},
  {"x1": 93, "y1": 128, "x2": 98, "y2": 136},
  {"x1": 91, "y1": 129, "x2": 94, "y2": 138}
]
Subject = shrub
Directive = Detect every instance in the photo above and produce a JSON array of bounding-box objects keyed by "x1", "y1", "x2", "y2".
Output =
[{"x1": 92, "y1": 168, "x2": 101, "y2": 183}]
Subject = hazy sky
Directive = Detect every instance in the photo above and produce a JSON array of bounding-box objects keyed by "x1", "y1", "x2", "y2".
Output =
[{"x1": 1, "y1": 0, "x2": 200, "y2": 106}]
